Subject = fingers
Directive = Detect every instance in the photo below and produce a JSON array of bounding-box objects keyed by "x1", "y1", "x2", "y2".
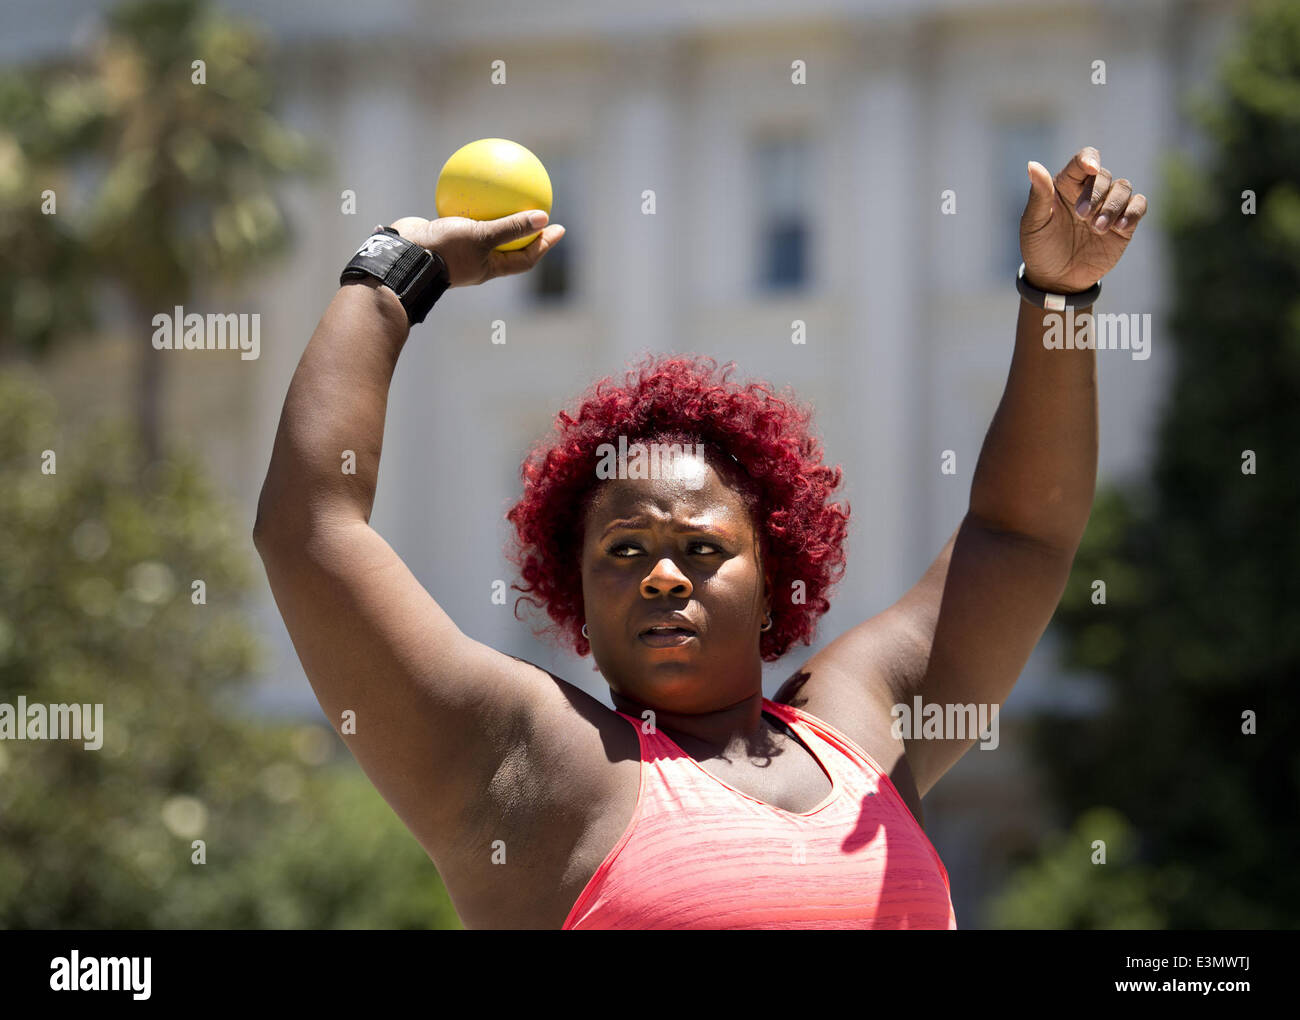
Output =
[
  {"x1": 489, "y1": 224, "x2": 566, "y2": 278},
  {"x1": 1079, "y1": 174, "x2": 1147, "y2": 238},
  {"x1": 476, "y1": 209, "x2": 550, "y2": 248},
  {"x1": 1054, "y1": 146, "x2": 1101, "y2": 203},
  {"x1": 1089, "y1": 177, "x2": 1131, "y2": 233},
  {"x1": 1055, "y1": 145, "x2": 1148, "y2": 237},
  {"x1": 1113, "y1": 192, "x2": 1148, "y2": 237},
  {"x1": 1074, "y1": 164, "x2": 1112, "y2": 222}
]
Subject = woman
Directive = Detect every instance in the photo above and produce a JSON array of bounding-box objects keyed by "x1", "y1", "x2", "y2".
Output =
[{"x1": 254, "y1": 145, "x2": 1147, "y2": 929}]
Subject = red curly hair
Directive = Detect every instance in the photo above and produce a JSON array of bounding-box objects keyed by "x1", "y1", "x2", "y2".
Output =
[{"x1": 505, "y1": 353, "x2": 850, "y2": 662}]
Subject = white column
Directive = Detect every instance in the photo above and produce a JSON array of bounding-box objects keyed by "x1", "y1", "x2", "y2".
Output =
[
  {"x1": 590, "y1": 35, "x2": 684, "y2": 366},
  {"x1": 833, "y1": 20, "x2": 928, "y2": 609}
]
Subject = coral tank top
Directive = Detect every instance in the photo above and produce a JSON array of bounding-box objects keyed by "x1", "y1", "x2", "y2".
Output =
[{"x1": 562, "y1": 696, "x2": 957, "y2": 929}]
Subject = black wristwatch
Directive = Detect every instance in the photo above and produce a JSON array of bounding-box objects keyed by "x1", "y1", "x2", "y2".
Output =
[
  {"x1": 340, "y1": 225, "x2": 450, "y2": 326},
  {"x1": 1016, "y1": 262, "x2": 1101, "y2": 310}
]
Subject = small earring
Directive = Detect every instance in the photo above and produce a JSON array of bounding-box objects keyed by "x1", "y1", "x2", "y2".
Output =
[
  {"x1": 760, "y1": 613, "x2": 772, "y2": 632},
  {"x1": 581, "y1": 623, "x2": 589, "y2": 639}
]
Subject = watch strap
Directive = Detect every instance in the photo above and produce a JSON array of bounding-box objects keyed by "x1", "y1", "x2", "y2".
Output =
[
  {"x1": 1017, "y1": 262, "x2": 1101, "y2": 310},
  {"x1": 340, "y1": 225, "x2": 449, "y2": 325}
]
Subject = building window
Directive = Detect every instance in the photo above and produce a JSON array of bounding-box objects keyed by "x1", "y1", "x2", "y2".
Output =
[
  {"x1": 530, "y1": 150, "x2": 577, "y2": 304},
  {"x1": 995, "y1": 119, "x2": 1055, "y2": 280},
  {"x1": 752, "y1": 134, "x2": 811, "y2": 292}
]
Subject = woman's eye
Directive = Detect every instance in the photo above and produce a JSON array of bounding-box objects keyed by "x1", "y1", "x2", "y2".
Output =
[{"x1": 608, "y1": 541, "x2": 719, "y2": 557}]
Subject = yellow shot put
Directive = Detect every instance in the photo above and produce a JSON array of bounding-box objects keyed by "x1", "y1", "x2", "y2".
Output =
[{"x1": 435, "y1": 138, "x2": 553, "y2": 252}]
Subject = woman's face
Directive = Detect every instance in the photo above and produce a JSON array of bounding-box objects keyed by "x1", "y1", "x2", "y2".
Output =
[{"x1": 579, "y1": 452, "x2": 771, "y2": 714}]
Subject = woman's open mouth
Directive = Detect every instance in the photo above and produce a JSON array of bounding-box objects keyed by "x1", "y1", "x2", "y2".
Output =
[{"x1": 639, "y1": 625, "x2": 697, "y2": 647}]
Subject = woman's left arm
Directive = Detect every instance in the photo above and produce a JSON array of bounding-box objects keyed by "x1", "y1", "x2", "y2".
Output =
[
  {"x1": 810, "y1": 147, "x2": 1148, "y2": 799},
  {"x1": 969, "y1": 144, "x2": 1147, "y2": 545},
  {"x1": 899, "y1": 146, "x2": 1148, "y2": 796}
]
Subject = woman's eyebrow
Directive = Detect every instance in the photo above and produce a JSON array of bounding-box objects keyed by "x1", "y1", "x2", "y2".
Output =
[{"x1": 600, "y1": 517, "x2": 737, "y2": 540}]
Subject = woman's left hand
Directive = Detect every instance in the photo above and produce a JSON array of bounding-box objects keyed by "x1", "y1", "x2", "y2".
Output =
[{"x1": 1020, "y1": 145, "x2": 1148, "y2": 293}]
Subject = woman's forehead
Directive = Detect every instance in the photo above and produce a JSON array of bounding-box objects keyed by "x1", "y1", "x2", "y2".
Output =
[{"x1": 585, "y1": 471, "x2": 752, "y2": 528}]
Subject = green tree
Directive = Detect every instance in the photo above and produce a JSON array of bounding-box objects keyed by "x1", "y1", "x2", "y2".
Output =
[
  {"x1": 0, "y1": 369, "x2": 462, "y2": 928},
  {"x1": 0, "y1": 0, "x2": 322, "y2": 462},
  {"x1": 991, "y1": 0, "x2": 1300, "y2": 929}
]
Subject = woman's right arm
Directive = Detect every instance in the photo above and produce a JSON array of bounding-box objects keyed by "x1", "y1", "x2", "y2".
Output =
[{"x1": 251, "y1": 213, "x2": 580, "y2": 875}]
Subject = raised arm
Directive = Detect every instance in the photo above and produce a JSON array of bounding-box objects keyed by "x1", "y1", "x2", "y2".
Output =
[
  {"x1": 896, "y1": 146, "x2": 1148, "y2": 795},
  {"x1": 252, "y1": 211, "x2": 573, "y2": 875},
  {"x1": 808, "y1": 147, "x2": 1148, "y2": 798}
]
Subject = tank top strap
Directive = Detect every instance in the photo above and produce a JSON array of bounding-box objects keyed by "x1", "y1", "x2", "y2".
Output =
[
  {"x1": 765, "y1": 697, "x2": 953, "y2": 890},
  {"x1": 761, "y1": 697, "x2": 881, "y2": 801}
]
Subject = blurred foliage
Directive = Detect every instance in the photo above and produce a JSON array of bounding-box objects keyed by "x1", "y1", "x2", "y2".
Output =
[
  {"x1": 0, "y1": 69, "x2": 99, "y2": 357},
  {"x1": 0, "y1": 369, "x2": 461, "y2": 928},
  {"x1": 989, "y1": 0, "x2": 1300, "y2": 929},
  {"x1": 0, "y1": 0, "x2": 325, "y2": 459},
  {"x1": 989, "y1": 809, "x2": 1184, "y2": 930}
]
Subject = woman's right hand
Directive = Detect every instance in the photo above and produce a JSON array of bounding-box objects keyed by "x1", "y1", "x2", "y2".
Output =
[{"x1": 387, "y1": 211, "x2": 565, "y2": 288}]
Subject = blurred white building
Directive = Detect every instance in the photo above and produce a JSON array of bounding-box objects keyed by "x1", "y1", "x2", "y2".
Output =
[{"x1": 12, "y1": 0, "x2": 1243, "y2": 926}]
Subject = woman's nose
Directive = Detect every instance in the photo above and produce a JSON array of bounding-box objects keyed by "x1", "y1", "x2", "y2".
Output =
[{"x1": 641, "y1": 558, "x2": 693, "y2": 599}]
